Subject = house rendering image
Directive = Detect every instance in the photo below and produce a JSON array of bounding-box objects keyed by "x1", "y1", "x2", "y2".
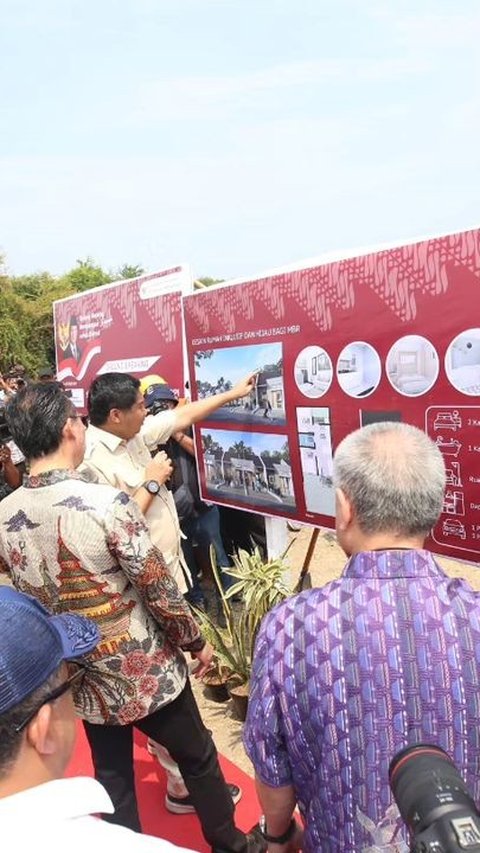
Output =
[
  {"x1": 194, "y1": 342, "x2": 286, "y2": 425},
  {"x1": 201, "y1": 429, "x2": 296, "y2": 512}
]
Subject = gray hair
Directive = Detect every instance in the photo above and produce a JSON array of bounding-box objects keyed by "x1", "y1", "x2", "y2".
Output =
[{"x1": 333, "y1": 422, "x2": 446, "y2": 536}]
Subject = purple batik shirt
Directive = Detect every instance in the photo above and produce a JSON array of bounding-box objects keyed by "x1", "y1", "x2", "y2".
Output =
[{"x1": 244, "y1": 550, "x2": 480, "y2": 852}]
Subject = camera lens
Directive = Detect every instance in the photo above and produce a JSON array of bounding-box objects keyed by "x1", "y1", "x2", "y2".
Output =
[{"x1": 389, "y1": 743, "x2": 477, "y2": 836}]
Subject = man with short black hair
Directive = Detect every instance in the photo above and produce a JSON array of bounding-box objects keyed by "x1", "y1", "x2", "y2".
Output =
[
  {"x1": 64, "y1": 316, "x2": 82, "y2": 363},
  {"x1": 83, "y1": 371, "x2": 256, "y2": 593},
  {"x1": 0, "y1": 586, "x2": 196, "y2": 852},
  {"x1": 0, "y1": 382, "x2": 261, "y2": 853},
  {"x1": 245, "y1": 422, "x2": 480, "y2": 852}
]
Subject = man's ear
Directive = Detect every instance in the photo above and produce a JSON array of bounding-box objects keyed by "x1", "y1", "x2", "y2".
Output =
[
  {"x1": 62, "y1": 418, "x2": 76, "y2": 442},
  {"x1": 109, "y1": 408, "x2": 122, "y2": 424},
  {"x1": 26, "y1": 704, "x2": 56, "y2": 757},
  {"x1": 335, "y1": 488, "x2": 353, "y2": 531}
]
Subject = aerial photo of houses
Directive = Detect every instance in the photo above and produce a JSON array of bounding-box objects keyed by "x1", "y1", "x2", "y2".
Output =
[
  {"x1": 297, "y1": 407, "x2": 335, "y2": 516},
  {"x1": 194, "y1": 342, "x2": 286, "y2": 425},
  {"x1": 200, "y1": 428, "x2": 296, "y2": 513}
]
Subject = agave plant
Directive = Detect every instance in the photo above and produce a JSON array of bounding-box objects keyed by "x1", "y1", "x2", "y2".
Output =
[
  {"x1": 194, "y1": 543, "x2": 293, "y2": 688},
  {"x1": 223, "y1": 544, "x2": 293, "y2": 644}
]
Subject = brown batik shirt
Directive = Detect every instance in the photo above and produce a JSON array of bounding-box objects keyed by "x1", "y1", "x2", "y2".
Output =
[{"x1": 0, "y1": 469, "x2": 203, "y2": 725}]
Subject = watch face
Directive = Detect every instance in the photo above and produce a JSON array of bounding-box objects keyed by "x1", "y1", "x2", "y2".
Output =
[{"x1": 145, "y1": 480, "x2": 160, "y2": 495}]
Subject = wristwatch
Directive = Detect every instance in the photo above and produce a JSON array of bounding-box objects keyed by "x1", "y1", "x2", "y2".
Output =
[
  {"x1": 259, "y1": 816, "x2": 297, "y2": 845},
  {"x1": 142, "y1": 479, "x2": 161, "y2": 496}
]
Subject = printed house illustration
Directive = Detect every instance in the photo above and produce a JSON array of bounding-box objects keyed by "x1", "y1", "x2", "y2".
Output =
[
  {"x1": 245, "y1": 368, "x2": 285, "y2": 416},
  {"x1": 204, "y1": 450, "x2": 293, "y2": 499}
]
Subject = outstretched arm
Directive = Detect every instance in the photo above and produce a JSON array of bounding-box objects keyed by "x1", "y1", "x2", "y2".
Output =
[{"x1": 172, "y1": 373, "x2": 257, "y2": 432}]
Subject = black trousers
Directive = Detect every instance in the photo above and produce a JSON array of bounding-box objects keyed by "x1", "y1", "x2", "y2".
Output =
[{"x1": 83, "y1": 680, "x2": 248, "y2": 852}]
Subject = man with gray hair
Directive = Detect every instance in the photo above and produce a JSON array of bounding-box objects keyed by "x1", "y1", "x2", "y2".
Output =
[{"x1": 244, "y1": 422, "x2": 480, "y2": 852}]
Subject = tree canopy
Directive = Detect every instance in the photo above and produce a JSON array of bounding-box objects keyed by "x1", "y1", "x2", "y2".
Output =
[
  {"x1": 0, "y1": 257, "x2": 221, "y2": 377},
  {"x1": 0, "y1": 257, "x2": 145, "y2": 375}
]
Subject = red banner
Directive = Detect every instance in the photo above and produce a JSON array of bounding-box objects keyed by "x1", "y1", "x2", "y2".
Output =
[
  {"x1": 183, "y1": 228, "x2": 480, "y2": 564},
  {"x1": 54, "y1": 267, "x2": 190, "y2": 412}
]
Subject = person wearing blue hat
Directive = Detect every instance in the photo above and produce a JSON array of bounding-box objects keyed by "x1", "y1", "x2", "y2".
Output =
[
  {"x1": 0, "y1": 586, "x2": 197, "y2": 852},
  {"x1": 144, "y1": 383, "x2": 236, "y2": 608}
]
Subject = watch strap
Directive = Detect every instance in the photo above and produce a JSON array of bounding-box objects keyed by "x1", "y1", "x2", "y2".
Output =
[
  {"x1": 260, "y1": 818, "x2": 297, "y2": 844},
  {"x1": 142, "y1": 479, "x2": 160, "y2": 495}
]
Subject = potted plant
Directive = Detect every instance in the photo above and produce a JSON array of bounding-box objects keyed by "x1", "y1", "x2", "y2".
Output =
[
  {"x1": 194, "y1": 544, "x2": 293, "y2": 720},
  {"x1": 195, "y1": 617, "x2": 232, "y2": 702}
]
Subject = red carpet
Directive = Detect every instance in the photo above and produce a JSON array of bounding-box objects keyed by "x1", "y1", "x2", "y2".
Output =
[{"x1": 67, "y1": 722, "x2": 261, "y2": 851}]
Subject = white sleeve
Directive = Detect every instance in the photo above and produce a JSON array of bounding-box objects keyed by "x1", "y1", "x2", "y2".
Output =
[
  {"x1": 87, "y1": 818, "x2": 200, "y2": 852},
  {"x1": 140, "y1": 410, "x2": 177, "y2": 450}
]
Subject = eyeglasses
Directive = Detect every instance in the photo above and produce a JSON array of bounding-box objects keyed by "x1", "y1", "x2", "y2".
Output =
[
  {"x1": 62, "y1": 412, "x2": 83, "y2": 429},
  {"x1": 14, "y1": 665, "x2": 86, "y2": 734}
]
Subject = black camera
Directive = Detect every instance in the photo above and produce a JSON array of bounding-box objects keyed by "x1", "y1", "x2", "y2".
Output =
[{"x1": 389, "y1": 743, "x2": 480, "y2": 852}]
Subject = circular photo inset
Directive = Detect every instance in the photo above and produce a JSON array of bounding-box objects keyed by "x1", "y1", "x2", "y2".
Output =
[
  {"x1": 294, "y1": 346, "x2": 333, "y2": 398},
  {"x1": 386, "y1": 335, "x2": 439, "y2": 397},
  {"x1": 336, "y1": 342, "x2": 381, "y2": 398},
  {"x1": 445, "y1": 328, "x2": 480, "y2": 396}
]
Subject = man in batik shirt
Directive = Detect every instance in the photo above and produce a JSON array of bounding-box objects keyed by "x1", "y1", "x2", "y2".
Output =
[
  {"x1": 0, "y1": 382, "x2": 263, "y2": 853},
  {"x1": 244, "y1": 422, "x2": 480, "y2": 852}
]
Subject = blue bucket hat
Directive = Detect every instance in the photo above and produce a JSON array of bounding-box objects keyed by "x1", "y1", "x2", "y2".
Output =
[
  {"x1": 0, "y1": 586, "x2": 99, "y2": 715},
  {"x1": 144, "y1": 383, "x2": 178, "y2": 409}
]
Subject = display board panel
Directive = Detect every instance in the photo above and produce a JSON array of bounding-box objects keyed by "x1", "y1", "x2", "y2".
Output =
[
  {"x1": 53, "y1": 266, "x2": 190, "y2": 412},
  {"x1": 183, "y1": 228, "x2": 480, "y2": 564}
]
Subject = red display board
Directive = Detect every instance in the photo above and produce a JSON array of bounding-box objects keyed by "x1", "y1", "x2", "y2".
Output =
[
  {"x1": 183, "y1": 228, "x2": 480, "y2": 564},
  {"x1": 53, "y1": 266, "x2": 190, "y2": 412}
]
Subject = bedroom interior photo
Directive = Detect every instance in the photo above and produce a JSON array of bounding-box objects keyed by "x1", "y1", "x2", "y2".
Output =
[
  {"x1": 445, "y1": 330, "x2": 480, "y2": 396},
  {"x1": 386, "y1": 335, "x2": 439, "y2": 396}
]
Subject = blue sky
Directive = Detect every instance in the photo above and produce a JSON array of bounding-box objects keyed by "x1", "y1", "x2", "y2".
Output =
[
  {"x1": 1, "y1": 1, "x2": 479, "y2": 279},
  {"x1": 196, "y1": 342, "x2": 282, "y2": 385},
  {"x1": 201, "y1": 428, "x2": 288, "y2": 455}
]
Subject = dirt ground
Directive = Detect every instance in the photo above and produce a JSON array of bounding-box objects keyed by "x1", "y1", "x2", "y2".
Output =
[{"x1": 193, "y1": 525, "x2": 480, "y2": 777}]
